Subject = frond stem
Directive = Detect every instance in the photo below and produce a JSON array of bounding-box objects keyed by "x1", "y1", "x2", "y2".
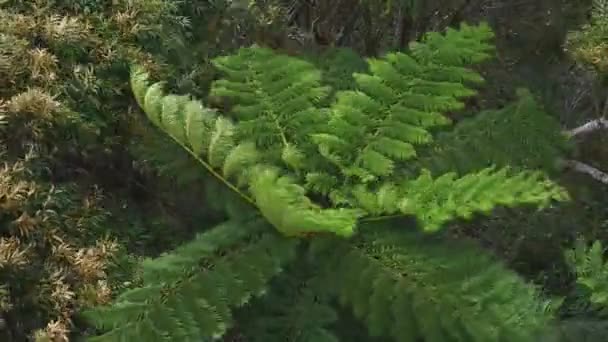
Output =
[
  {"x1": 275, "y1": 117, "x2": 289, "y2": 146},
  {"x1": 166, "y1": 132, "x2": 257, "y2": 207},
  {"x1": 360, "y1": 214, "x2": 407, "y2": 222}
]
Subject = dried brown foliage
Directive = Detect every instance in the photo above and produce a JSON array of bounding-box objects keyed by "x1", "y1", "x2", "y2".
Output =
[
  {"x1": 0, "y1": 159, "x2": 116, "y2": 341},
  {"x1": 0, "y1": 2, "x2": 164, "y2": 338}
]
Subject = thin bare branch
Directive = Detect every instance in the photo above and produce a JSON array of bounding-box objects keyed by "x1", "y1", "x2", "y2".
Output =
[
  {"x1": 561, "y1": 159, "x2": 608, "y2": 184},
  {"x1": 566, "y1": 118, "x2": 608, "y2": 137}
]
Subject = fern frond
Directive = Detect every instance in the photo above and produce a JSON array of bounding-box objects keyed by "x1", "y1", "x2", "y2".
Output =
[
  {"x1": 141, "y1": 218, "x2": 266, "y2": 285},
  {"x1": 353, "y1": 165, "x2": 568, "y2": 231},
  {"x1": 222, "y1": 141, "x2": 260, "y2": 185},
  {"x1": 396, "y1": 167, "x2": 568, "y2": 231},
  {"x1": 565, "y1": 238, "x2": 608, "y2": 308},
  {"x1": 132, "y1": 65, "x2": 256, "y2": 203},
  {"x1": 324, "y1": 229, "x2": 555, "y2": 342},
  {"x1": 314, "y1": 23, "x2": 494, "y2": 183},
  {"x1": 243, "y1": 290, "x2": 338, "y2": 342},
  {"x1": 415, "y1": 88, "x2": 570, "y2": 176},
  {"x1": 85, "y1": 220, "x2": 299, "y2": 341},
  {"x1": 132, "y1": 66, "x2": 359, "y2": 238},
  {"x1": 132, "y1": 125, "x2": 207, "y2": 187},
  {"x1": 409, "y1": 22, "x2": 495, "y2": 66},
  {"x1": 210, "y1": 46, "x2": 330, "y2": 166},
  {"x1": 134, "y1": 70, "x2": 239, "y2": 171},
  {"x1": 249, "y1": 166, "x2": 364, "y2": 237},
  {"x1": 306, "y1": 47, "x2": 369, "y2": 105},
  {"x1": 237, "y1": 260, "x2": 339, "y2": 342}
]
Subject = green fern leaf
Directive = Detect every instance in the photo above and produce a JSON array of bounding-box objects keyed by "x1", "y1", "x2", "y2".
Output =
[
  {"x1": 161, "y1": 94, "x2": 189, "y2": 143},
  {"x1": 222, "y1": 141, "x2": 260, "y2": 181},
  {"x1": 236, "y1": 260, "x2": 339, "y2": 342},
  {"x1": 142, "y1": 82, "x2": 165, "y2": 127},
  {"x1": 414, "y1": 88, "x2": 570, "y2": 176},
  {"x1": 141, "y1": 219, "x2": 263, "y2": 285},
  {"x1": 208, "y1": 117, "x2": 236, "y2": 168},
  {"x1": 323, "y1": 228, "x2": 554, "y2": 342},
  {"x1": 210, "y1": 46, "x2": 330, "y2": 165},
  {"x1": 304, "y1": 172, "x2": 339, "y2": 195},
  {"x1": 85, "y1": 222, "x2": 298, "y2": 341},
  {"x1": 315, "y1": 23, "x2": 493, "y2": 182},
  {"x1": 565, "y1": 238, "x2": 608, "y2": 308},
  {"x1": 282, "y1": 143, "x2": 306, "y2": 170},
  {"x1": 130, "y1": 65, "x2": 150, "y2": 109},
  {"x1": 184, "y1": 99, "x2": 215, "y2": 155},
  {"x1": 397, "y1": 167, "x2": 568, "y2": 231},
  {"x1": 249, "y1": 166, "x2": 364, "y2": 237}
]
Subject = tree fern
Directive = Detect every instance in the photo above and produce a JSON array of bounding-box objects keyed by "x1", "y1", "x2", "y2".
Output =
[{"x1": 86, "y1": 22, "x2": 572, "y2": 341}]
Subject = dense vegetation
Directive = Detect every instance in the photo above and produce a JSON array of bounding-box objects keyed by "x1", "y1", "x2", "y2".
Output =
[{"x1": 3, "y1": 0, "x2": 608, "y2": 341}]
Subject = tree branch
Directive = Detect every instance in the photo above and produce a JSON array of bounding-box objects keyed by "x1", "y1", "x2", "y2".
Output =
[
  {"x1": 566, "y1": 118, "x2": 608, "y2": 137},
  {"x1": 560, "y1": 159, "x2": 608, "y2": 185}
]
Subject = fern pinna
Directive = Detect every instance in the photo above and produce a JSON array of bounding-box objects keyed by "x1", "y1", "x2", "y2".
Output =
[{"x1": 85, "y1": 23, "x2": 570, "y2": 341}]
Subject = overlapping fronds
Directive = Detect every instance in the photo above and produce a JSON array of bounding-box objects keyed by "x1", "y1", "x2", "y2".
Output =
[
  {"x1": 210, "y1": 46, "x2": 331, "y2": 167},
  {"x1": 324, "y1": 228, "x2": 557, "y2": 342},
  {"x1": 241, "y1": 291, "x2": 338, "y2": 342},
  {"x1": 133, "y1": 22, "x2": 569, "y2": 235},
  {"x1": 551, "y1": 239, "x2": 608, "y2": 341},
  {"x1": 84, "y1": 219, "x2": 299, "y2": 341},
  {"x1": 249, "y1": 166, "x2": 364, "y2": 237},
  {"x1": 236, "y1": 261, "x2": 339, "y2": 342},
  {"x1": 312, "y1": 24, "x2": 493, "y2": 183},
  {"x1": 112, "y1": 21, "x2": 576, "y2": 342},
  {"x1": 301, "y1": 23, "x2": 566, "y2": 230},
  {"x1": 307, "y1": 47, "x2": 369, "y2": 104},
  {"x1": 130, "y1": 66, "x2": 362, "y2": 237},
  {"x1": 131, "y1": 69, "x2": 239, "y2": 171},
  {"x1": 415, "y1": 88, "x2": 571, "y2": 176}
]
